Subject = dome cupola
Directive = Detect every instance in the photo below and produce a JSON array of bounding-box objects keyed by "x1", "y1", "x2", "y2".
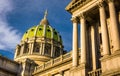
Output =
[
  {"x1": 40, "y1": 10, "x2": 49, "y2": 25},
  {"x1": 14, "y1": 10, "x2": 64, "y2": 65}
]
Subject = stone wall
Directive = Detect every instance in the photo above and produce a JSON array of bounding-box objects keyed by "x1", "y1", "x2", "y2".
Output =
[{"x1": 0, "y1": 56, "x2": 20, "y2": 76}]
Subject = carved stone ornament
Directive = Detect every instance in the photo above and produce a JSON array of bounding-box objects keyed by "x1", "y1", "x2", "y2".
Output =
[
  {"x1": 98, "y1": 2, "x2": 105, "y2": 8},
  {"x1": 79, "y1": 13, "x2": 86, "y2": 19},
  {"x1": 71, "y1": 17, "x2": 78, "y2": 23}
]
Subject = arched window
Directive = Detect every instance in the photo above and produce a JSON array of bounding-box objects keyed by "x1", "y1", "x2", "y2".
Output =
[
  {"x1": 34, "y1": 47, "x2": 40, "y2": 53},
  {"x1": 33, "y1": 43, "x2": 40, "y2": 53},
  {"x1": 23, "y1": 43, "x2": 29, "y2": 54},
  {"x1": 54, "y1": 46, "x2": 60, "y2": 57},
  {"x1": 44, "y1": 43, "x2": 51, "y2": 56}
]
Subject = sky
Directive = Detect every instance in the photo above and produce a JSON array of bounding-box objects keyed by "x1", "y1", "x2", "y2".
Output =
[{"x1": 0, "y1": 0, "x2": 76, "y2": 59}]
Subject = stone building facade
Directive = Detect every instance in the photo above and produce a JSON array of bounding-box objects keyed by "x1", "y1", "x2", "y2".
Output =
[{"x1": 0, "y1": 0, "x2": 120, "y2": 76}]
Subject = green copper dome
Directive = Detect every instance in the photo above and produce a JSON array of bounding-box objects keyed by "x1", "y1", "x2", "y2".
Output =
[
  {"x1": 22, "y1": 10, "x2": 62, "y2": 43},
  {"x1": 22, "y1": 25, "x2": 62, "y2": 43}
]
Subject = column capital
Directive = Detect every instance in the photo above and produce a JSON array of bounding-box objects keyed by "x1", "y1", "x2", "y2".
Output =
[
  {"x1": 71, "y1": 17, "x2": 79, "y2": 23},
  {"x1": 79, "y1": 13, "x2": 86, "y2": 19},
  {"x1": 16, "y1": 44, "x2": 20, "y2": 48},
  {"x1": 97, "y1": 2, "x2": 105, "y2": 8}
]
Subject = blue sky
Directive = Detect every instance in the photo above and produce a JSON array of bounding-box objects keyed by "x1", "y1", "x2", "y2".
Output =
[{"x1": 0, "y1": 0, "x2": 74, "y2": 59}]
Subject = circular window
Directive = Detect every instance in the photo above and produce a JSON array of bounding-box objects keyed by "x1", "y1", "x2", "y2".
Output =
[
  {"x1": 39, "y1": 28, "x2": 42, "y2": 31},
  {"x1": 31, "y1": 29, "x2": 34, "y2": 31}
]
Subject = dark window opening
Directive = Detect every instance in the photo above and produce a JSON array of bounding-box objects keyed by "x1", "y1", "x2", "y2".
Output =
[
  {"x1": 31, "y1": 29, "x2": 34, "y2": 31},
  {"x1": 23, "y1": 44, "x2": 29, "y2": 54},
  {"x1": 39, "y1": 28, "x2": 42, "y2": 31},
  {"x1": 54, "y1": 32, "x2": 57, "y2": 35},
  {"x1": 44, "y1": 43, "x2": 51, "y2": 56},
  {"x1": 47, "y1": 29, "x2": 51, "y2": 32},
  {"x1": 34, "y1": 47, "x2": 40, "y2": 53},
  {"x1": 55, "y1": 47, "x2": 60, "y2": 57}
]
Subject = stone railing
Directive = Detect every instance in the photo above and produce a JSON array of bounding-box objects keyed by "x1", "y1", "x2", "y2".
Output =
[
  {"x1": 88, "y1": 68, "x2": 102, "y2": 76},
  {"x1": 35, "y1": 51, "x2": 72, "y2": 72}
]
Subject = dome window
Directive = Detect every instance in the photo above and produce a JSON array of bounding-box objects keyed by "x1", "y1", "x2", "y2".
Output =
[
  {"x1": 54, "y1": 32, "x2": 57, "y2": 35},
  {"x1": 23, "y1": 43, "x2": 29, "y2": 54},
  {"x1": 60, "y1": 36, "x2": 61, "y2": 38},
  {"x1": 31, "y1": 29, "x2": 34, "y2": 31},
  {"x1": 44, "y1": 43, "x2": 51, "y2": 56},
  {"x1": 33, "y1": 43, "x2": 40, "y2": 53},
  {"x1": 47, "y1": 29, "x2": 51, "y2": 32},
  {"x1": 34, "y1": 47, "x2": 40, "y2": 53},
  {"x1": 39, "y1": 28, "x2": 42, "y2": 31},
  {"x1": 55, "y1": 46, "x2": 60, "y2": 57}
]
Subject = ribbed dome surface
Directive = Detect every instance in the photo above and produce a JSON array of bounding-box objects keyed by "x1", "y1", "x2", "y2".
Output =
[{"x1": 22, "y1": 25, "x2": 62, "y2": 43}]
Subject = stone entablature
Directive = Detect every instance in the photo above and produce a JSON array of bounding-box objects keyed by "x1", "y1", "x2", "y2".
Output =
[{"x1": 66, "y1": 0, "x2": 92, "y2": 13}]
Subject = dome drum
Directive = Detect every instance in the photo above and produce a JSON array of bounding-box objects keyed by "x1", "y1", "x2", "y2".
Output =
[
  {"x1": 15, "y1": 41, "x2": 63, "y2": 64},
  {"x1": 15, "y1": 55, "x2": 52, "y2": 64}
]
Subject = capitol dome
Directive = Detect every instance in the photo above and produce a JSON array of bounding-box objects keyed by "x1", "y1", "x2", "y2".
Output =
[
  {"x1": 14, "y1": 10, "x2": 64, "y2": 65},
  {"x1": 22, "y1": 22, "x2": 62, "y2": 44}
]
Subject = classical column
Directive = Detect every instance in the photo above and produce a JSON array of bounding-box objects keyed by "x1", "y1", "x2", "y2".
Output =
[
  {"x1": 40, "y1": 43, "x2": 43, "y2": 55},
  {"x1": 42, "y1": 43, "x2": 45, "y2": 55},
  {"x1": 80, "y1": 13, "x2": 87, "y2": 64},
  {"x1": 71, "y1": 17, "x2": 78, "y2": 67},
  {"x1": 28, "y1": 43, "x2": 31, "y2": 54},
  {"x1": 108, "y1": 0, "x2": 120, "y2": 51},
  {"x1": 21, "y1": 43, "x2": 25, "y2": 55},
  {"x1": 14, "y1": 45, "x2": 20, "y2": 58},
  {"x1": 51, "y1": 44, "x2": 54, "y2": 57},
  {"x1": 91, "y1": 26, "x2": 97, "y2": 70},
  {"x1": 30, "y1": 43, "x2": 34, "y2": 54},
  {"x1": 99, "y1": 2, "x2": 110, "y2": 55}
]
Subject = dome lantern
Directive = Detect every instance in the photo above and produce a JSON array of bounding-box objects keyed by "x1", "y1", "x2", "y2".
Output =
[{"x1": 40, "y1": 10, "x2": 49, "y2": 25}]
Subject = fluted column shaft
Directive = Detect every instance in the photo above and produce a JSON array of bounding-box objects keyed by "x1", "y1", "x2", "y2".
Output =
[
  {"x1": 72, "y1": 17, "x2": 78, "y2": 67},
  {"x1": 80, "y1": 14, "x2": 87, "y2": 64},
  {"x1": 99, "y1": 3, "x2": 110, "y2": 55},
  {"x1": 91, "y1": 26, "x2": 97, "y2": 70},
  {"x1": 108, "y1": 0, "x2": 120, "y2": 51}
]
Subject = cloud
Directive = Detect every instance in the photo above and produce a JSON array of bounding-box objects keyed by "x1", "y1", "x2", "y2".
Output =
[{"x1": 0, "y1": 0, "x2": 21, "y2": 52}]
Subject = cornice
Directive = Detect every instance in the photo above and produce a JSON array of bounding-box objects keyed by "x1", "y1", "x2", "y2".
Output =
[{"x1": 66, "y1": 0, "x2": 91, "y2": 13}]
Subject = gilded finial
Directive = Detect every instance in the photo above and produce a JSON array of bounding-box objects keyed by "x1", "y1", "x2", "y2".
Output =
[{"x1": 44, "y1": 10, "x2": 48, "y2": 19}]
